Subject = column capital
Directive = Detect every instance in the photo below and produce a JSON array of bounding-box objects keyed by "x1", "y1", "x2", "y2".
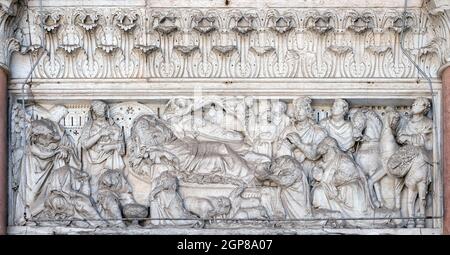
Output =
[
  {"x1": 0, "y1": 0, "x2": 21, "y2": 74},
  {"x1": 427, "y1": 0, "x2": 450, "y2": 77}
]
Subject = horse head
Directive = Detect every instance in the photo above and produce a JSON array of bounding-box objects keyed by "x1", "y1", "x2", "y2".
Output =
[
  {"x1": 349, "y1": 108, "x2": 367, "y2": 141},
  {"x1": 382, "y1": 107, "x2": 400, "y2": 133},
  {"x1": 350, "y1": 108, "x2": 382, "y2": 142}
]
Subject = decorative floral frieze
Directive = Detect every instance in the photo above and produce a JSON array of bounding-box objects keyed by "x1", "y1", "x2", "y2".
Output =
[{"x1": 15, "y1": 7, "x2": 447, "y2": 79}]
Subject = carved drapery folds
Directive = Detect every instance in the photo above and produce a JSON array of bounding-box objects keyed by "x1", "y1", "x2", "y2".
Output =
[
  {"x1": 10, "y1": 97, "x2": 437, "y2": 229},
  {"x1": 15, "y1": 6, "x2": 446, "y2": 79}
]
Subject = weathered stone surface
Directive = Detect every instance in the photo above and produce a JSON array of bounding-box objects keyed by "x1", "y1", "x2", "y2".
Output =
[{"x1": 1, "y1": 0, "x2": 448, "y2": 235}]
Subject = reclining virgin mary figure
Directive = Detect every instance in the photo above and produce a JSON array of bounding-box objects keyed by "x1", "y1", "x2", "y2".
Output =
[{"x1": 128, "y1": 115, "x2": 266, "y2": 185}]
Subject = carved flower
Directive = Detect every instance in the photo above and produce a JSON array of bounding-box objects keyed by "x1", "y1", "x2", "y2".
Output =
[
  {"x1": 193, "y1": 16, "x2": 217, "y2": 34},
  {"x1": 58, "y1": 26, "x2": 82, "y2": 54},
  {"x1": 348, "y1": 16, "x2": 373, "y2": 33},
  {"x1": 308, "y1": 15, "x2": 333, "y2": 34},
  {"x1": 232, "y1": 16, "x2": 255, "y2": 35},
  {"x1": 389, "y1": 15, "x2": 414, "y2": 33},
  {"x1": 155, "y1": 16, "x2": 178, "y2": 35},
  {"x1": 116, "y1": 12, "x2": 138, "y2": 32},
  {"x1": 77, "y1": 13, "x2": 99, "y2": 31},
  {"x1": 212, "y1": 45, "x2": 237, "y2": 55},
  {"x1": 174, "y1": 45, "x2": 199, "y2": 56},
  {"x1": 42, "y1": 13, "x2": 61, "y2": 33},
  {"x1": 271, "y1": 16, "x2": 294, "y2": 34}
]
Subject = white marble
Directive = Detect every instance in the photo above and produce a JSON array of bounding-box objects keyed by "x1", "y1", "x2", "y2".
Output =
[{"x1": 2, "y1": 0, "x2": 448, "y2": 235}]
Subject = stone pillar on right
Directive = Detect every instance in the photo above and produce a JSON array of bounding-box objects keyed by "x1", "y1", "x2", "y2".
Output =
[{"x1": 441, "y1": 66, "x2": 450, "y2": 235}]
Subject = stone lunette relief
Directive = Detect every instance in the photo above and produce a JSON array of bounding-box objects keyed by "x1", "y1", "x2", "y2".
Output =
[{"x1": 10, "y1": 96, "x2": 435, "y2": 229}]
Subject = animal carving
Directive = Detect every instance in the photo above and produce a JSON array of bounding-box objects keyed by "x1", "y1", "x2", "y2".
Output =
[{"x1": 183, "y1": 196, "x2": 232, "y2": 219}]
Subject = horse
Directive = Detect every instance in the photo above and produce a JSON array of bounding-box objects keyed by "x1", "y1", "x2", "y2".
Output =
[
  {"x1": 351, "y1": 107, "x2": 432, "y2": 227},
  {"x1": 386, "y1": 143, "x2": 432, "y2": 228},
  {"x1": 350, "y1": 107, "x2": 400, "y2": 209}
]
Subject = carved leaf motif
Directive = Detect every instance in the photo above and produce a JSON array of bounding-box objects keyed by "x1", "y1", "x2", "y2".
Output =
[
  {"x1": 77, "y1": 13, "x2": 99, "y2": 31},
  {"x1": 232, "y1": 16, "x2": 255, "y2": 35},
  {"x1": 366, "y1": 45, "x2": 391, "y2": 54},
  {"x1": 389, "y1": 14, "x2": 414, "y2": 33},
  {"x1": 155, "y1": 16, "x2": 178, "y2": 35},
  {"x1": 328, "y1": 45, "x2": 353, "y2": 55},
  {"x1": 212, "y1": 45, "x2": 237, "y2": 55},
  {"x1": 134, "y1": 44, "x2": 160, "y2": 55},
  {"x1": 348, "y1": 16, "x2": 373, "y2": 33},
  {"x1": 96, "y1": 26, "x2": 119, "y2": 54},
  {"x1": 174, "y1": 45, "x2": 199, "y2": 56},
  {"x1": 308, "y1": 14, "x2": 333, "y2": 34},
  {"x1": 58, "y1": 26, "x2": 82, "y2": 54},
  {"x1": 42, "y1": 13, "x2": 61, "y2": 33},
  {"x1": 193, "y1": 17, "x2": 217, "y2": 34},
  {"x1": 250, "y1": 46, "x2": 275, "y2": 56},
  {"x1": 271, "y1": 16, "x2": 295, "y2": 34},
  {"x1": 116, "y1": 11, "x2": 138, "y2": 32},
  {"x1": 23, "y1": 8, "x2": 439, "y2": 79}
]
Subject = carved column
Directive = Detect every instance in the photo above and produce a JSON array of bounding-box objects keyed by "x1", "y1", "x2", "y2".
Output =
[
  {"x1": 0, "y1": 69, "x2": 6, "y2": 235},
  {"x1": 442, "y1": 66, "x2": 450, "y2": 235},
  {"x1": 0, "y1": 0, "x2": 20, "y2": 235},
  {"x1": 426, "y1": 0, "x2": 450, "y2": 235}
]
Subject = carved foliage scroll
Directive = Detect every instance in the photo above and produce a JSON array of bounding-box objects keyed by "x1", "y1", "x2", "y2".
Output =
[{"x1": 21, "y1": 7, "x2": 445, "y2": 79}]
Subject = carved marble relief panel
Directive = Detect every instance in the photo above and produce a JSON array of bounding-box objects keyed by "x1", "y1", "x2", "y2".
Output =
[
  {"x1": 16, "y1": 7, "x2": 444, "y2": 80},
  {"x1": 9, "y1": 96, "x2": 439, "y2": 229},
  {"x1": 5, "y1": 1, "x2": 446, "y2": 235}
]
